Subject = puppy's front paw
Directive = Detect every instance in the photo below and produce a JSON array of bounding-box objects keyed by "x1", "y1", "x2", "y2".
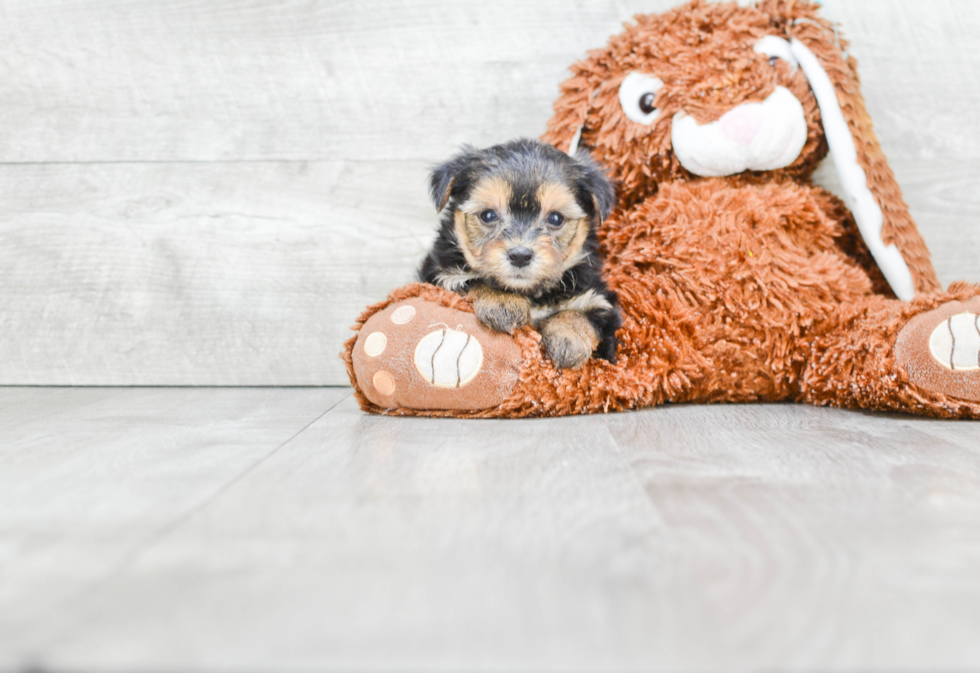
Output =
[
  {"x1": 543, "y1": 331, "x2": 593, "y2": 370},
  {"x1": 541, "y1": 311, "x2": 599, "y2": 370},
  {"x1": 470, "y1": 287, "x2": 531, "y2": 334}
]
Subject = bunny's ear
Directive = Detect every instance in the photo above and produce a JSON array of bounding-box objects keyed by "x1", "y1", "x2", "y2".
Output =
[
  {"x1": 542, "y1": 67, "x2": 598, "y2": 156},
  {"x1": 784, "y1": 16, "x2": 941, "y2": 299}
]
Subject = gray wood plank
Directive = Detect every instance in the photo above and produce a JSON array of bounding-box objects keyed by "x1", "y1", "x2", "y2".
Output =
[
  {"x1": 891, "y1": 160, "x2": 980, "y2": 292},
  {"x1": 0, "y1": 0, "x2": 678, "y2": 163},
  {"x1": 0, "y1": 387, "x2": 127, "y2": 439},
  {"x1": 610, "y1": 404, "x2": 980, "y2": 671},
  {"x1": 0, "y1": 386, "x2": 349, "y2": 669},
  {"x1": 0, "y1": 0, "x2": 976, "y2": 166},
  {"x1": 28, "y1": 396, "x2": 980, "y2": 672},
  {"x1": 31, "y1": 395, "x2": 672, "y2": 672},
  {"x1": 0, "y1": 160, "x2": 434, "y2": 385}
]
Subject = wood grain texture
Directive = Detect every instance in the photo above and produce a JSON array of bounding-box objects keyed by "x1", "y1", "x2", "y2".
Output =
[
  {"x1": 0, "y1": 0, "x2": 675, "y2": 163},
  {"x1": 0, "y1": 386, "x2": 347, "y2": 668},
  {"x1": 0, "y1": 0, "x2": 975, "y2": 164},
  {"x1": 0, "y1": 0, "x2": 977, "y2": 384},
  {"x1": 2, "y1": 390, "x2": 975, "y2": 672},
  {"x1": 0, "y1": 161, "x2": 433, "y2": 384}
]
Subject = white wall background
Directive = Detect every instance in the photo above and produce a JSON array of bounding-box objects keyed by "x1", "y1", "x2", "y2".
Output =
[{"x1": 0, "y1": 0, "x2": 977, "y2": 385}]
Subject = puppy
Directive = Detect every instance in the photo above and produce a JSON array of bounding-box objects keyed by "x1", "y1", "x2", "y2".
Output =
[{"x1": 419, "y1": 139, "x2": 622, "y2": 369}]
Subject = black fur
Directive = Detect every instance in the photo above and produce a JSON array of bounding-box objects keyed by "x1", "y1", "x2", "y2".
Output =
[{"x1": 419, "y1": 139, "x2": 622, "y2": 363}]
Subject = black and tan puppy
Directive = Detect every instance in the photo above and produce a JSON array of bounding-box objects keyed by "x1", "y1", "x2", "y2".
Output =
[{"x1": 419, "y1": 139, "x2": 622, "y2": 369}]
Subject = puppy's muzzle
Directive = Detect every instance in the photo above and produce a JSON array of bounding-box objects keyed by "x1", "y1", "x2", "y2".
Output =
[{"x1": 507, "y1": 247, "x2": 534, "y2": 268}]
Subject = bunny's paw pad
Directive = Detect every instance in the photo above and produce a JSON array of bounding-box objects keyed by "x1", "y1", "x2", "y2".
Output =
[
  {"x1": 895, "y1": 297, "x2": 980, "y2": 402},
  {"x1": 351, "y1": 298, "x2": 522, "y2": 411}
]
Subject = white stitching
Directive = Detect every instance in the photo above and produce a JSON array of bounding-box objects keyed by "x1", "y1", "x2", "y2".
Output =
[
  {"x1": 430, "y1": 329, "x2": 447, "y2": 385},
  {"x1": 455, "y1": 334, "x2": 472, "y2": 388}
]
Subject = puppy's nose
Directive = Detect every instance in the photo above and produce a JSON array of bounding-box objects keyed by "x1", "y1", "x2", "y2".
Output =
[{"x1": 507, "y1": 247, "x2": 534, "y2": 268}]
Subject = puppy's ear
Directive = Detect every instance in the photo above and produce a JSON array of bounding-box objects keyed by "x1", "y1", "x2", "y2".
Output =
[
  {"x1": 429, "y1": 145, "x2": 482, "y2": 213},
  {"x1": 572, "y1": 150, "x2": 616, "y2": 224}
]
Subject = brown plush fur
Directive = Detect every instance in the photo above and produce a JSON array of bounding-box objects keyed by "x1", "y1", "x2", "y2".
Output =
[
  {"x1": 540, "y1": 0, "x2": 939, "y2": 293},
  {"x1": 343, "y1": 0, "x2": 980, "y2": 419}
]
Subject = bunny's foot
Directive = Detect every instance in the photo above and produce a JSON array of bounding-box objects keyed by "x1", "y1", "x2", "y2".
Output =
[
  {"x1": 346, "y1": 288, "x2": 524, "y2": 413},
  {"x1": 895, "y1": 296, "x2": 980, "y2": 403}
]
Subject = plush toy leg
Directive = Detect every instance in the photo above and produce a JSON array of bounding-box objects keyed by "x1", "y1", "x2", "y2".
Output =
[
  {"x1": 800, "y1": 287, "x2": 980, "y2": 418},
  {"x1": 346, "y1": 283, "x2": 980, "y2": 419},
  {"x1": 343, "y1": 283, "x2": 699, "y2": 418},
  {"x1": 345, "y1": 284, "x2": 527, "y2": 415}
]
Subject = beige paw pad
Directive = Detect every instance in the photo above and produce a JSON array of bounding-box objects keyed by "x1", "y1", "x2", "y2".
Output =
[
  {"x1": 372, "y1": 370, "x2": 396, "y2": 396},
  {"x1": 363, "y1": 332, "x2": 387, "y2": 357},
  {"x1": 414, "y1": 329, "x2": 484, "y2": 388},
  {"x1": 929, "y1": 313, "x2": 980, "y2": 371},
  {"x1": 391, "y1": 305, "x2": 416, "y2": 324}
]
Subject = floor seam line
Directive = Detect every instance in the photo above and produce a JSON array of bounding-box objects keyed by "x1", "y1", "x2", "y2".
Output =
[
  {"x1": 102, "y1": 391, "x2": 350, "y2": 571},
  {"x1": 24, "y1": 391, "x2": 352, "y2": 667}
]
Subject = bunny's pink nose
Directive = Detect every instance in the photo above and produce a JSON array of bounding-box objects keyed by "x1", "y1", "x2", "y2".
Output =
[{"x1": 719, "y1": 103, "x2": 765, "y2": 146}]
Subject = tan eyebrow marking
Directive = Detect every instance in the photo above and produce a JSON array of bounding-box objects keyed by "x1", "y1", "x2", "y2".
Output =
[
  {"x1": 536, "y1": 182, "x2": 586, "y2": 219},
  {"x1": 460, "y1": 176, "x2": 512, "y2": 215}
]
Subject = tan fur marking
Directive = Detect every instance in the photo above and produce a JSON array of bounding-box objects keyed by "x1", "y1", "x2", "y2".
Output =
[
  {"x1": 558, "y1": 217, "x2": 591, "y2": 272},
  {"x1": 540, "y1": 310, "x2": 599, "y2": 369},
  {"x1": 452, "y1": 210, "x2": 481, "y2": 270},
  {"x1": 468, "y1": 284, "x2": 532, "y2": 334},
  {"x1": 460, "y1": 176, "x2": 512, "y2": 215},
  {"x1": 543, "y1": 311, "x2": 599, "y2": 348},
  {"x1": 480, "y1": 239, "x2": 518, "y2": 278},
  {"x1": 455, "y1": 177, "x2": 521, "y2": 285},
  {"x1": 537, "y1": 182, "x2": 586, "y2": 220},
  {"x1": 435, "y1": 177, "x2": 454, "y2": 212},
  {"x1": 537, "y1": 181, "x2": 590, "y2": 266}
]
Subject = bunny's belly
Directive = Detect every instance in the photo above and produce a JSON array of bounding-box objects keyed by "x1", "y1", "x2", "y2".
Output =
[{"x1": 601, "y1": 179, "x2": 878, "y2": 401}]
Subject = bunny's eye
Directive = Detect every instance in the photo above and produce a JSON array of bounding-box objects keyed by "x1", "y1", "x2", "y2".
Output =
[
  {"x1": 619, "y1": 71, "x2": 664, "y2": 125},
  {"x1": 754, "y1": 36, "x2": 799, "y2": 72},
  {"x1": 639, "y1": 93, "x2": 657, "y2": 115}
]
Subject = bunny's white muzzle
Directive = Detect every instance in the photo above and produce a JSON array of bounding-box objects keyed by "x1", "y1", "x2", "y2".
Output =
[{"x1": 671, "y1": 86, "x2": 808, "y2": 177}]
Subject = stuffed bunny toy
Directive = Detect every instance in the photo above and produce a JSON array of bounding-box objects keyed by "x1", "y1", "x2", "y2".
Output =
[{"x1": 343, "y1": 0, "x2": 980, "y2": 419}]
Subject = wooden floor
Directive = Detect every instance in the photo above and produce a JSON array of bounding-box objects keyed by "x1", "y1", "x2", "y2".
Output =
[{"x1": 3, "y1": 388, "x2": 980, "y2": 672}]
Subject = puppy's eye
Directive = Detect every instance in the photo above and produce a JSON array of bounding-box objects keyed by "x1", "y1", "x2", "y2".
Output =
[
  {"x1": 546, "y1": 212, "x2": 565, "y2": 227},
  {"x1": 619, "y1": 71, "x2": 664, "y2": 126},
  {"x1": 479, "y1": 209, "x2": 498, "y2": 224}
]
